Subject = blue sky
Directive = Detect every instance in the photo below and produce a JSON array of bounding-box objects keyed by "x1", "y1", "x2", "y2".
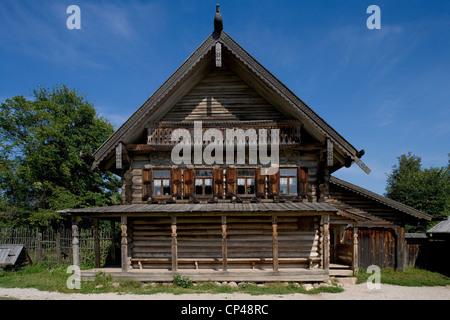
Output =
[{"x1": 0, "y1": 0, "x2": 449, "y2": 196}]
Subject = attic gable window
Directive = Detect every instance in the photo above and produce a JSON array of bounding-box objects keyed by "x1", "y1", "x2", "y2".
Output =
[{"x1": 154, "y1": 170, "x2": 171, "y2": 196}]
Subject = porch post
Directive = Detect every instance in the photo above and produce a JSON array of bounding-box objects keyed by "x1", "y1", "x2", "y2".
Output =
[
  {"x1": 323, "y1": 215, "x2": 330, "y2": 272},
  {"x1": 93, "y1": 218, "x2": 100, "y2": 268},
  {"x1": 171, "y1": 216, "x2": 178, "y2": 271},
  {"x1": 352, "y1": 226, "x2": 359, "y2": 275},
  {"x1": 121, "y1": 216, "x2": 128, "y2": 272},
  {"x1": 272, "y1": 216, "x2": 279, "y2": 271},
  {"x1": 222, "y1": 216, "x2": 228, "y2": 271},
  {"x1": 72, "y1": 216, "x2": 80, "y2": 268}
]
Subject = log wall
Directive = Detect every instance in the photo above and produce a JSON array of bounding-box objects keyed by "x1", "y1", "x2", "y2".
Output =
[{"x1": 129, "y1": 215, "x2": 321, "y2": 270}]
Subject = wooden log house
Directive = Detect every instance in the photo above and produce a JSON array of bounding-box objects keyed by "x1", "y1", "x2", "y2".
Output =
[{"x1": 61, "y1": 7, "x2": 432, "y2": 282}]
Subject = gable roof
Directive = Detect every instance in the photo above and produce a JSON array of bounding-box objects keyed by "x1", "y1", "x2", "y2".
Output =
[
  {"x1": 329, "y1": 176, "x2": 432, "y2": 222},
  {"x1": 92, "y1": 30, "x2": 367, "y2": 171}
]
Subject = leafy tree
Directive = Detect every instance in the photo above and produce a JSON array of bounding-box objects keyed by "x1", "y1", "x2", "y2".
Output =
[
  {"x1": 385, "y1": 152, "x2": 449, "y2": 232},
  {"x1": 0, "y1": 85, "x2": 121, "y2": 228}
]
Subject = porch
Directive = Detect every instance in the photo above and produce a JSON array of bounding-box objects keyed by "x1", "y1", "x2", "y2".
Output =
[
  {"x1": 81, "y1": 263, "x2": 351, "y2": 282},
  {"x1": 65, "y1": 202, "x2": 358, "y2": 282}
]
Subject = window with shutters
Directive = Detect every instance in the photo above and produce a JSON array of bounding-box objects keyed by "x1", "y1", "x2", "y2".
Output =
[
  {"x1": 237, "y1": 169, "x2": 255, "y2": 196},
  {"x1": 154, "y1": 170, "x2": 171, "y2": 197},
  {"x1": 195, "y1": 169, "x2": 213, "y2": 196},
  {"x1": 280, "y1": 168, "x2": 297, "y2": 195}
]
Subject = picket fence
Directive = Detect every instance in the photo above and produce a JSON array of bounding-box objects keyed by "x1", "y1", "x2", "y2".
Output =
[{"x1": 0, "y1": 228, "x2": 117, "y2": 267}]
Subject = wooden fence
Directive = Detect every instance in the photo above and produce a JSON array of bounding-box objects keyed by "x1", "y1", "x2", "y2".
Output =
[{"x1": 0, "y1": 228, "x2": 116, "y2": 267}]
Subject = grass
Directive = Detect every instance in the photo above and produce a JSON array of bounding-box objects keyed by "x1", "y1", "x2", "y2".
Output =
[
  {"x1": 356, "y1": 267, "x2": 450, "y2": 287},
  {"x1": 0, "y1": 264, "x2": 343, "y2": 295},
  {"x1": 1, "y1": 264, "x2": 449, "y2": 297}
]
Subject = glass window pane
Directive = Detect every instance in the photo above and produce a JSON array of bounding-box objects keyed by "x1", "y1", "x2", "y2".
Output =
[
  {"x1": 280, "y1": 177, "x2": 288, "y2": 194},
  {"x1": 196, "y1": 170, "x2": 212, "y2": 177},
  {"x1": 280, "y1": 169, "x2": 297, "y2": 176},
  {"x1": 154, "y1": 180, "x2": 162, "y2": 196},
  {"x1": 237, "y1": 178, "x2": 245, "y2": 194},
  {"x1": 238, "y1": 169, "x2": 254, "y2": 177},
  {"x1": 204, "y1": 179, "x2": 213, "y2": 195},
  {"x1": 162, "y1": 179, "x2": 171, "y2": 195},
  {"x1": 247, "y1": 178, "x2": 255, "y2": 194},
  {"x1": 154, "y1": 170, "x2": 171, "y2": 178},
  {"x1": 195, "y1": 179, "x2": 202, "y2": 195},
  {"x1": 289, "y1": 177, "x2": 297, "y2": 195}
]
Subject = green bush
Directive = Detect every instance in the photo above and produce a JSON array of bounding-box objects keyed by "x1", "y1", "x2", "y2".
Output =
[{"x1": 173, "y1": 274, "x2": 193, "y2": 288}]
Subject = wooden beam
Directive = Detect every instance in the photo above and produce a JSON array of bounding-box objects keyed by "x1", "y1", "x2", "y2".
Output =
[
  {"x1": 121, "y1": 216, "x2": 128, "y2": 272},
  {"x1": 71, "y1": 217, "x2": 80, "y2": 267},
  {"x1": 93, "y1": 218, "x2": 100, "y2": 268},
  {"x1": 171, "y1": 216, "x2": 178, "y2": 271},
  {"x1": 222, "y1": 216, "x2": 228, "y2": 271},
  {"x1": 272, "y1": 216, "x2": 279, "y2": 271},
  {"x1": 326, "y1": 138, "x2": 333, "y2": 167},
  {"x1": 116, "y1": 143, "x2": 123, "y2": 169}
]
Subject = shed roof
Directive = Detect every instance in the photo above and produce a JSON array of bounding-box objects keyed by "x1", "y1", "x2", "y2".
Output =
[
  {"x1": 428, "y1": 217, "x2": 450, "y2": 234},
  {"x1": 0, "y1": 245, "x2": 31, "y2": 270},
  {"x1": 329, "y1": 176, "x2": 432, "y2": 222}
]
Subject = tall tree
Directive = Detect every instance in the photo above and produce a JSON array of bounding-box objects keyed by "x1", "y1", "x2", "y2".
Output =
[
  {"x1": 0, "y1": 85, "x2": 121, "y2": 228},
  {"x1": 386, "y1": 152, "x2": 449, "y2": 232}
]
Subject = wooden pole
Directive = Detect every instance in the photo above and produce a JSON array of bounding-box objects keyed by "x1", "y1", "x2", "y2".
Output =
[
  {"x1": 323, "y1": 215, "x2": 330, "y2": 272},
  {"x1": 94, "y1": 218, "x2": 100, "y2": 268},
  {"x1": 272, "y1": 216, "x2": 279, "y2": 271},
  {"x1": 352, "y1": 226, "x2": 359, "y2": 275},
  {"x1": 222, "y1": 216, "x2": 228, "y2": 271},
  {"x1": 121, "y1": 216, "x2": 128, "y2": 272},
  {"x1": 72, "y1": 217, "x2": 80, "y2": 267},
  {"x1": 171, "y1": 216, "x2": 178, "y2": 271}
]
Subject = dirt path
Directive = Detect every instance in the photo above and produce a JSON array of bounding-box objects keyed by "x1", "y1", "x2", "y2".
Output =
[{"x1": 1, "y1": 283, "x2": 450, "y2": 300}]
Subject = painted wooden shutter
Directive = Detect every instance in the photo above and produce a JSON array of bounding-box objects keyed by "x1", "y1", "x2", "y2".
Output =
[
  {"x1": 255, "y1": 168, "x2": 266, "y2": 197},
  {"x1": 297, "y1": 167, "x2": 309, "y2": 198},
  {"x1": 171, "y1": 168, "x2": 182, "y2": 198},
  {"x1": 213, "y1": 168, "x2": 224, "y2": 197},
  {"x1": 268, "y1": 169, "x2": 280, "y2": 196},
  {"x1": 142, "y1": 169, "x2": 153, "y2": 201},
  {"x1": 183, "y1": 169, "x2": 194, "y2": 198},
  {"x1": 225, "y1": 168, "x2": 237, "y2": 197}
]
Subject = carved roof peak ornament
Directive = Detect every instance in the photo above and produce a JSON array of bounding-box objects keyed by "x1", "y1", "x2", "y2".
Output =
[{"x1": 214, "y1": 4, "x2": 223, "y2": 33}]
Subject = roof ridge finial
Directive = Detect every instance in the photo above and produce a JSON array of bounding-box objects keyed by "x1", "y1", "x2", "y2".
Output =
[{"x1": 214, "y1": 4, "x2": 223, "y2": 33}]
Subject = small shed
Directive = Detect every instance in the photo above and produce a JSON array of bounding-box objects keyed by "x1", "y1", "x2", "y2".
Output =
[
  {"x1": 427, "y1": 217, "x2": 450, "y2": 240},
  {"x1": 0, "y1": 245, "x2": 32, "y2": 270}
]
